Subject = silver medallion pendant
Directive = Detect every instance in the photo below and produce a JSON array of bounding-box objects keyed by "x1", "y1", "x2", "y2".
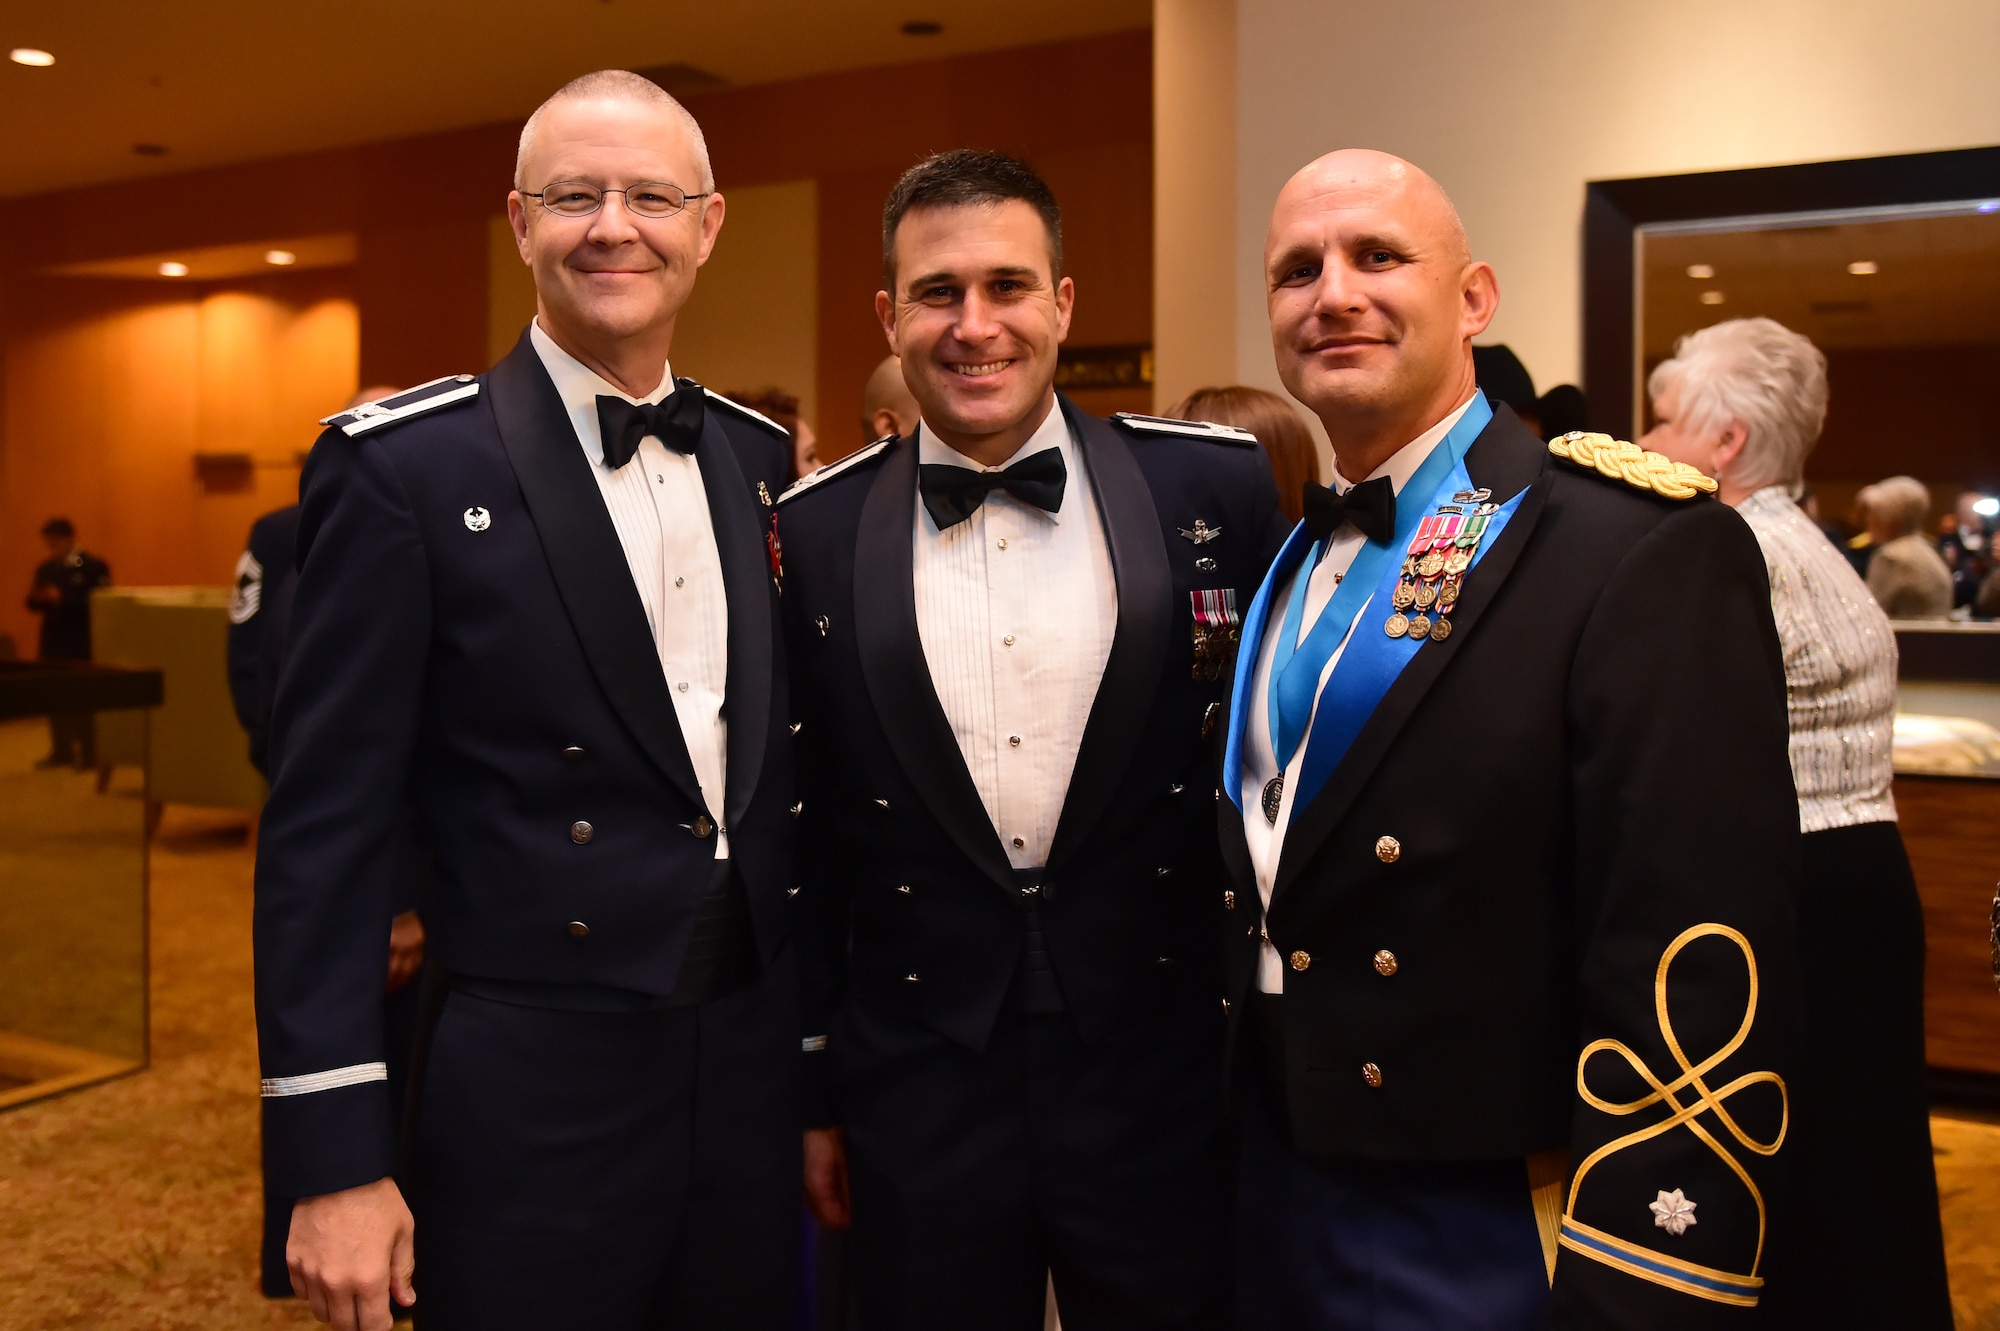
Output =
[{"x1": 1262, "y1": 776, "x2": 1284, "y2": 825}]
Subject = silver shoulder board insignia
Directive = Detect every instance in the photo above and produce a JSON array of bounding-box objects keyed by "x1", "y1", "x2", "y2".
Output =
[
  {"x1": 704, "y1": 389, "x2": 790, "y2": 439},
  {"x1": 777, "y1": 436, "x2": 895, "y2": 505},
  {"x1": 1112, "y1": 412, "x2": 1259, "y2": 445},
  {"x1": 320, "y1": 374, "x2": 479, "y2": 437}
]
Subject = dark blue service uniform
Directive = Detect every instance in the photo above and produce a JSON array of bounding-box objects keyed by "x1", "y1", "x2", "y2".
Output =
[
  {"x1": 778, "y1": 398, "x2": 1289, "y2": 1330},
  {"x1": 253, "y1": 335, "x2": 800, "y2": 1329}
]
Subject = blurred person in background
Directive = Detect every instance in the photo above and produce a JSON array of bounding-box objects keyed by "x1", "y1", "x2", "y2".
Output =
[
  {"x1": 1165, "y1": 384, "x2": 1319, "y2": 524},
  {"x1": 1859, "y1": 476, "x2": 1953, "y2": 619},
  {"x1": 1940, "y1": 489, "x2": 1992, "y2": 609},
  {"x1": 1531, "y1": 382, "x2": 1586, "y2": 441},
  {"x1": 858, "y1": 353, "x2": 920, "y2": 453},
  {"x1": 1642, "y1": 316, "x2": 1953, "y2": 1330},
  {"x1": 725, "y1": 386, "x2": 817, "y2": 482},
  {"x1": 1470, "y1": 342, "x2": 1539, "y2": 435},
  {"x1": 226, "y1": 385, "x2": 427, "y2": 1306},
  {"x1": 24, "y1": 516, "x2": 111, "y2": 769}
]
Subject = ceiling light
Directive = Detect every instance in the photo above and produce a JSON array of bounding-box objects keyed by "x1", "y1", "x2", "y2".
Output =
[
  {"x1": 1979, "y1": 201, "x2": 1999, "y2": 214},
  {"x1": 158, "y1": 261, "x2": 189, "y2": 277},
  {"x1": 264, "y1": 250, "x2": 297, "y2": 266},
  {"x1": 1847, "y1": 260, "x2": 1878, "y2": 275},
  {"x1": 1973, "y1": 496, "x2": 2000, "y2": 518},
  {"x1": 900, "y1": 20, "x2": 943, "y2": 35},
  {"x1": 9, "y1": 48, "x2": 55, "y2": 67},
  {"x1": 1699, "y1": 290, "x2": 1725, "y2": 305},
  {"x1": 1685, "y1": 264, "x2": 1714, "y2": 279}
]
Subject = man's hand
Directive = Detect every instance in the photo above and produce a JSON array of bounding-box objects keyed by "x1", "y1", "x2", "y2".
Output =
[
  {"x1": 288, "y1": 1177, "x2": 416, "y2": 1331},
  {"x1": 803, "y1": 1127, "x2": 852, "y2": 1229},
  {"x1": 386, "y1": 910, "x2": 426, "y2": 993}
]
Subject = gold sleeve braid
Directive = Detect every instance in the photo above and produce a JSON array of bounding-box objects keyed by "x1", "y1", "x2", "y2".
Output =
[{"x1": 1548, "y1": 433, "x2": 1720, "y2": 501}]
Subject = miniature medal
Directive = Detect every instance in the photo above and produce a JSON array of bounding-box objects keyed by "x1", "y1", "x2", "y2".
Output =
[
  {"x1": 1384, "y1": 612, "x2": 1410, "y2": 639},
  {"x1": 1408, "y1": 613, "x2": 1433, "y2": 640},
  {"x1": 1262, "y1": 776, "x2": 1284, "y2": 824}
]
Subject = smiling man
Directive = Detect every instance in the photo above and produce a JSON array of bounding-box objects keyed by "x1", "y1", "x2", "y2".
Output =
[
  {"x1": 254, "y1": 71, "x2": 799, "y2": 1331},
  {"x1": 776, "y1": 150, "x2": 1288, "y2": 1329},
  {"x1": 1223, "y1": 149, "x2": 1803, "y2": 1329}
]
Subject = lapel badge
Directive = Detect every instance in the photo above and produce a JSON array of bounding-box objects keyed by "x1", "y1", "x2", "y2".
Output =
[
  {"x1": 463, "y1": 506, "x2": 492, "y2": 532},
  {"x1": 1451, "y1": 487, "x2": 1491, "y2": 505},
  {"x1": 757, "y1": 480, "x2": 774, "y2": 508},
  {"x1": 1195, "y1": 556, "x2": 1217, "y2": 571},
  {"x1": 1177, "y1": 519, "x2": 1222, "y2": 545},
  {"x1": 815, "y1": 614, "x2": 830, "y2": 637},
  {"x1": 1190, "y1": 588, "x2": 1241, "y2": 682},
  {"x1": 1201, "y1": 700, "x2": 1222, "y2": 739},
  {"x1": 766, "y1": 512, "x2": 784, "y2": 592}
]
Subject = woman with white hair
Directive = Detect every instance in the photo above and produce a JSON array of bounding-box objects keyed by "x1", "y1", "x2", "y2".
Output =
[
  {"x1": 1859, "y1": 474, "x2": 1954, "y2": 618},
  {"x1": 1642, "y1": 317, "x2": 1951, "y2": 1328}
]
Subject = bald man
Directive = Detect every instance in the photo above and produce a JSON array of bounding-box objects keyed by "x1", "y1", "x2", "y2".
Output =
[
  {"x1": 1219, "y1": 151, "x2": 1801, "y2": 1328},
  {"x1": 857, "y1": 353, "x2": 919, "y2": 455},
  {"x1": 255, "y1": 71, "x2": 799, "y2": 1330}
]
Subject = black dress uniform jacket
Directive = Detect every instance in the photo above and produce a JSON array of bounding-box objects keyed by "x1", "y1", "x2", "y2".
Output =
[
  {"x1": 254, "y1": 336, "x2": 793, "y2": 1201},
  {"x1": 1224, "y1": 406, "x2": 1803, "y2": 1326},
  {"x1": 29, "y1": 549, "x2": 111, "y2": 660},
  {"x1": 781, "y1": 396, "x2": 1290, "y2": 1118}
]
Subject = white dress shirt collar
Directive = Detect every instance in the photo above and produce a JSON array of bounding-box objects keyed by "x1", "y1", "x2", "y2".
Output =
[
  {"x1": 916, "y1": 398, "x2": 1076, "y2": 526},
  {"x1": 529, "y1": 319, "x2": 676, "y2": 467},
  {"x1": 1329, "y1": 394, "x2": 1478, "y2": 498}
]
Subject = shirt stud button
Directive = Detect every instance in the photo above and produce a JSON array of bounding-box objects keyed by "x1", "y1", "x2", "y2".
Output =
[
  {"x1": 1009, "y1": 734, "x2": 1022, "y2": 747},
  {"x1": 1375, "y1": 835, "x2": 1402, "y2": 863},
  {"x1": 675, "y1": 576, "x2": 685, "y2": 587},
  {"x1": 1003, "y1": 634, "x2": 1016, "y2": 646},
  {"x1": 567, "y1": 920, "x2": 590, "y2": 938},
  {"x1": 997, "y1": 538, "x2": 1008, "y2": 550},
  {"x1": 1012, "y1": 836, "x2": 1025, "y2": 849},
  {"x1": 677, "y1": 681, "x2": 689, "y2": 693},
  {"x1": 1289, "y1": 950, "x2": 1311, "y2": 972},
  {"x1": 1361, "y1": 1062, "x2": 1384, "y2": 1089},
  {"x1": 569, "y1": 821, "x2": 594, "y2": 844},
  {"x1": 1374, "y1": 949, "x2": 1399, "y2": 977}
]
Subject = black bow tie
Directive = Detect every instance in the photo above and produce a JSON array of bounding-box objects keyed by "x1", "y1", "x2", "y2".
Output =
[
  {"x1": 596, "y1": 383, "x2": 706, "y2": 469},
  {"x1": 918, "y1": 448, "x2": 1068, "y2": 530},
  {"x1": 1302, "y1": 475, "x2": 1396, "y2": 544}
]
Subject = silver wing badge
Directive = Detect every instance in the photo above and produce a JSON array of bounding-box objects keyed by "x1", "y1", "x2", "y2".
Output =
[{"x1": 1178, "y1": 519, "x2": 1221, "y2": 544}]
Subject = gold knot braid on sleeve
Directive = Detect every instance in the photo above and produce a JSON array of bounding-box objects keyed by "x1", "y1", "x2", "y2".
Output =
[
  {"x1": 1557, "y1": 924, "x2": 1788, "y2": 1307},
  {"x1": 1548, "y1": 432, "x2": 1720, "y2": 501}
]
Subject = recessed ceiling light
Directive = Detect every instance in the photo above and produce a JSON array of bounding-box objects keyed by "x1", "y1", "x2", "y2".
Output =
[
  {"x1": 1685, "y1": 264, "x2": 1714, "y2": 279},
  {"x1": 9, "y1": 48, "x2": 55, "y2": 67},
  {"x1": 158, "y1": 261, "x2": 190, "y2": 277},
  {"x1": 1699, "y1": 290, "x2": 1725, "y2": 305},
  {"x1": 264, "y1": 250, "x2": 297, "y2": 266},
  {"x1": 900, "y1": 20, "x2": 943, "y2": 35},
  {"x1": 1973, "y1": 496, "x2": 1999, "y2": 518},
  {"x1": 1847, "y1": 260, "x2": 1878, "y2": 275}
]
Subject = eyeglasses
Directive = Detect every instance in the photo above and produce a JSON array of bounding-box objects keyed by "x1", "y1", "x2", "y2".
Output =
[{"x1": 522, "y1": 180, "x2": 711, "y2": 219}]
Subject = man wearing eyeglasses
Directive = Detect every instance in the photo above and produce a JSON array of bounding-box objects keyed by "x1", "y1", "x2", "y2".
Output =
[{"x1": 255, "y1": 70, "x2": 799, "y2": 1331}]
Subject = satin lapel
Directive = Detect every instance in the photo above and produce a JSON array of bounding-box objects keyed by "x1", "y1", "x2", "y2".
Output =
[
  {"x1": 851, "y1": 436, "x2": 1017, "y2": 894},
  {"x1": 1045, "y1": 401, "x2": 1172, "y2": 872},
  {"x1": 1271, "y1": 410, "x2": 1552, "y2": 904},
  {"x1": 486, "y1": 336, "x2": 706, "y2": 811},
  {"x1": 691, "y1": 412, "x2": 771, "y2": 830}
]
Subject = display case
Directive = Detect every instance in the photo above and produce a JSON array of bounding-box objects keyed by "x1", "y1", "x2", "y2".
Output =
[
  {"x1": 0, "y1": 662, "x2": 162, "y2": 1110},
  {"x1": 1890, "y1": 624, "x2": 2000, "y2": 1086}
]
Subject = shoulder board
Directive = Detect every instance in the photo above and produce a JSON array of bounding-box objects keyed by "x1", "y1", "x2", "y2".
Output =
[
  {"x1": 703, "y1": 388, "x2": 791, "y2": 440},
  {"x1": 1547, "y1": 432, "x2": 1718, "y2": 502},
  {"x1": 777, "y1": 436, "x2": 895, "y2": 506},
  {"x1": 1110, "y1": 412, "x2": 1259, "y2": 446},
  {"x1": 320, "y1": 375, "x2": 479, "y2": 437}
]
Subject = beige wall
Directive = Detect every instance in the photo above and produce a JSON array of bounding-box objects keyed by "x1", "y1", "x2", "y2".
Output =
[
  {"x1": 1153, "y1": 0, "x2": 1237, "y2": 410},
  {"x1": 1175, "y1": 0, "x2": 2000, "y2": 408}
]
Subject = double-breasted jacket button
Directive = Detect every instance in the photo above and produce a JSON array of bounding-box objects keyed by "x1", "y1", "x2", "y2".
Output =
[
  {"x1": 562, "y1": 745, "x2": 585, "y2": 760},
  {"x1": 1289, "y1": 950, "x2": 1311, "y2": 972},
  {"x1": 1361, "y1": 1062, "x2": 1384, "y2": 1089},
  {"x1": 567, "y1": 920, "x2": 590, "y2": 938},
  {"x1": 1373, "y1": 949, "x2": 1398, "y2": 976},
  {"x1": 1375, "y1": 835, "x2": 1402, "y2": 863},
  {"x1": 691, "y1": 815, "x2": 715, "y2": 838},
  {"x1": 569, "y1": 820, "x2": 594, "y2": 844}
]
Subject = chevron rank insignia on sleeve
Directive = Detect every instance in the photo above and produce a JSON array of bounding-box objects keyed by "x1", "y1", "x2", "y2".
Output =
[{"x1": 1548, "y1": 432, "x2": 1718, "y2": 501}]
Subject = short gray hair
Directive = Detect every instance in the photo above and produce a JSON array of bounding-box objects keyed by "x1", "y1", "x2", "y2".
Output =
[
  {"x1": 1860, "y1": 475, "x2": 1932, "y2": 537},
  {"x1": 515, "y1": 70, "x2": 713, "y2": 193},
  {"x1": 1647, "y1": 317, "x2": 1828, "y2": 492}
]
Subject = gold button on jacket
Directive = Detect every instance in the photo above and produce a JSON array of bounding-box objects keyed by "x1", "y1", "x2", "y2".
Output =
[
  {"x1": 569, "y1": 820, "x2": 593, "y2": 844},
  {"x1": 1373, "y1": 949, "x2": 1398, "y2": 976},
  {"x1": 1361, "y1": 1061, "x2": 1384, "y2": 1089},
  {"x1": 1290, "y1": 950, "x2": 1311, "y2": 972},
  {"x1": 1375, "y1": 835, "x2": 1401, "y2": 863}
]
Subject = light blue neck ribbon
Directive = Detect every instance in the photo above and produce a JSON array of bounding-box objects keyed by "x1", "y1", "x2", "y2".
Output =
[{"x1": 1224, "y1": 391, "x2": 1501, "y2": 812}]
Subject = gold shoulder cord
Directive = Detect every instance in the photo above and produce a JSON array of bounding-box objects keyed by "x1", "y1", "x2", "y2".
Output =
[
  {"x1": 1548, "y1": 432, "x2": 1719, "y2": 501},
  {"x1": 1557, "y1": 923, "x2": 1787, "y2": 1307}
]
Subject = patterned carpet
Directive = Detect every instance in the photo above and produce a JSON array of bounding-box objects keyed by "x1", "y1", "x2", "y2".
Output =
[{"x1": 0, "y1": 793, "x2": 1996, "y2": 1328}]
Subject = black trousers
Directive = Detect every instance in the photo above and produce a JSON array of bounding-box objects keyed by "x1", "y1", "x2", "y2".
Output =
[
  {"x1": 408, "y1": 956, "x2": 801, "y2": 1331},
  {"x1": 838, "y1": 995, "x2": 1230, "y2": 1331},
  {"x1": 1760, "y1": 821, "x2": 1953, "y2": 1327}
]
